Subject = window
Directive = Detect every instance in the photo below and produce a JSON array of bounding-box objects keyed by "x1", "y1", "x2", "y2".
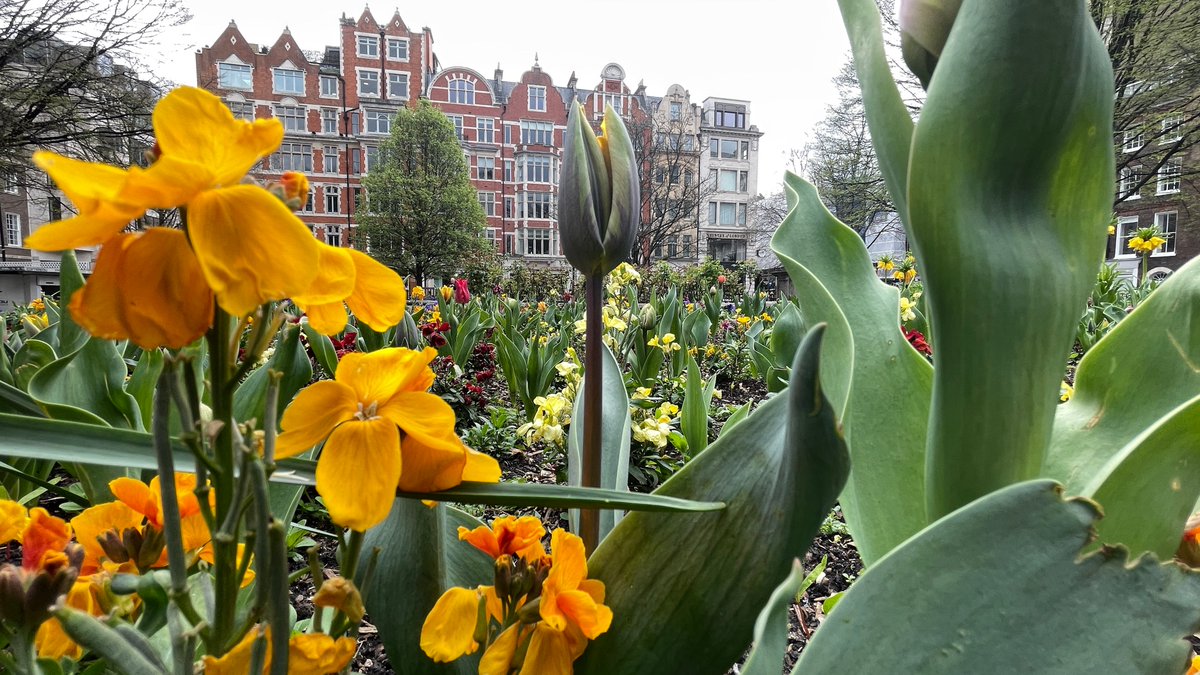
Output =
[
  {"x1": 388, "y1": 72, "x2": 409, "y2": 99},
  {"x1": 477, "y1": 156, "x2": 496, "y2": 180},
  {"x1": 505, "y1": 197, "x2": 514, "y2": 218},
  {"x1": 504, "y1": 160, "x2": 513, "y2": 182},
  {"x1": 708, "y1": 201, "x2": 716, "y2": 225},
  {"x1": 1123, "y1": 128, "x2": 1144, "y2": 153},
  {"x1": 710, "y1": 139, "x2": 738, "y2": 159},
  {"x1": 682, "y1": 234, "x2": 693, "y2": 258},
  {"x1": 520, "y1": 192, "x2": 553, "y2": 219},
  {"x1": 387, "y1": 38, "x2": 408, "y2": 60},
  {"x1": 365, "y1": 109, "x2": 391, "y2": 134},
  {"x1": 669, "y1": 101, "x2": 681, "y2": 120},
  {"x1": 357, "y1": 35, "x2": 378, "y2": 57},
  {"x1": 477, "y1": 118, "x2": 495, "y2": 143},
  {"x1": 525, "y1": 228, "x2": 553, "y2": 255},
  {"x1": 322, "y1": 109, "x2": 338, "y2": 134},
  {"x1": 520, "y1": 155, "x2": 552, "y2": 183},
  {"x1": 1115, "y1": 216, "x2": 1139, "y2": 257},
  {"x1": 228, "y1": 100, "x2": 254, "y2": 121},
  {"x1": 478, "y1": 191, "x2": 495, "y2": 216},
  {"x1": 351, "y1": 147, "x2": 362, "y2": 173},
  {"x1": 273, "y1": 68, "x2": 304, "y2": 95},
  {"x1": 1157, "y1": 157, "x2": 1181, "y2": 194},
  {"x1": 741, "y1": 141, "x2": 750, "y2": 160},
  {"x1": 504, "y1": 124, "x2": 512, "y2": 145},
  {"x1": 272, "y1": 142, "x2": 312, "y2": 171},
  {"x1": 48, "y1": 196, "x2": 62, "y2": 221},
  {"x1": 448, "y1": 115, "x2": 464, "y2": 140},
  {"x1": 1161, "y1": 114, "x2": 1184, "y2": 144},
  {"x1": 685, "y1": 169, "x2": 693, "y2": 187},
  {"x1": 1118, "y1": 166, "x2": 1140, "y2": 200},
  {"x1": 324, "y1": 186, "x2": 341, "y2": 213},
  {"x1": 274, "y1": 105, "x2": 306, "y2": 132},
  {"x1": 326, "y1": 225, "x2": 342, "y2": 247},
  {"x1": 714, "y1": 109, "x2": 746, "y2": 129},
  {"x1": 320, "y1": 75, "x2": 339, "y2": 98},
  {"x1": 520, "y1": 120, "x2": 553, "y2": 145},
  {"x1": 738, "y1": 203, "x2": 748, "y2": 226},
  {"x1": 4, "y1": 213, "x2": 21, "y2": 247},
  {"x1": 323, "y1": 148, "x2": 338, "y2": 173},
  {"x1": 602, "y1": 93, "x2": 623, "y2": 115},
  {"x1": 528, "y1": 85, "x2": 546, "y2": 112},
  {"x1": 365, "y1": 146, "x2": 379, "y2": 172},
  {"x1": 1154, "y1": 211, "x2": 1178, "y2": 255},
  {"x1": 719, "y1": 169, "x2": 737, "y2": 192},
  {"x1": 655, "y1": 167, "x2": 665, "y2": 184},
  {"x1": 359, "y1": 70, "x2": 379, "y2": 96},
  {"x1": 719, "y1": 202, "x2": 736, "y2": 226},
  {"x1": 349, "y1": 111, "x2": 360, "y2": 135},
  {"x1": 667, "y1": 237, "x2": 678, "y2": 258},
  {"x1": 449, "y1": 80, "x2": 474, "y2": 105},
  {"x1": 218, "y1": 62, "x2": 251, "y2": 89},
  {"x1": 301, "y1": 189, "x2": 314, "y2": 213},
  {"x1": 739, "y1": 171, "x2": 749, "y2": 192},
  {"x1": 352, "y1": 188, "x2": 362, "y2": 214}
]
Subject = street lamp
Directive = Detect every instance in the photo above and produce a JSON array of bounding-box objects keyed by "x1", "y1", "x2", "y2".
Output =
[{"x1": 320, "y1": 64, "x2": 354, "y2": 246}]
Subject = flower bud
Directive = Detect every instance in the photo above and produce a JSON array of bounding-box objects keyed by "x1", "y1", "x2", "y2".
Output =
[
  {"x1": 505, "y1": 297, "x2": 519, "y2": 310},
  {"x1": 559, "y1": 101, "x2": 639, "y2": 277},
  {"x1": 638, "y1": 304, "x2": 657, "y2": 330},
  {"x1": 453, "y1": 278, "x2": 471, "y2": 304},
  {"x1": 440, "y1": 286, "x2": 453, "y2": 303},
  {"x1": 313, "y1": 577, "x2": 365, "y2": 624},
  {"x1": 900, "y1": 0, "x2": 963, "y2": 89}
]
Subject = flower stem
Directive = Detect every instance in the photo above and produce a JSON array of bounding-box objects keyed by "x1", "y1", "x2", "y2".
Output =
[
  {"x1": 208, "y1": 307, "x2": 240, "y2": 654},
  {"x1": 581, "y1": 273, "x2": 603, "y2": 551}
]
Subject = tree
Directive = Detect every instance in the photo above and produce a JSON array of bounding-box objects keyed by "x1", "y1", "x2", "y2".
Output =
[
  {"x1": 802, "y1": 57, "x2": 898, "y2": 246},
  {"x1": 358, "y1": 100, "x2": 490, "y2": 285},
  {"x1": 626, "y1": 101, "x2": 718, "y2": 266},
  {"x1": 1091, "y1": 0, "x2": 1200, "y2": 204},
  {"x1": 0, "y1": 0, "x2": 186, "y2": 186}
]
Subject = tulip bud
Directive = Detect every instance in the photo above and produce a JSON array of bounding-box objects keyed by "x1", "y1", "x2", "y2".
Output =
[
  {"x1": 639, "y1": 304, "x2": 657, "y2": 330},
  {"x1": 899, "y1": 0, "x2": 963, "y2": 89},
  {"x1": 453, "y1": 278, "x2": 471, "y2": 304},
  {"x1": 440, "y1": 286, "x2": 453, "y2": 303},
  {"x1": 559, "y1": 102, "x2": 639, "y2": 277},
  {"x1": 505, "y1": 297, "x2": 519, "y2": 311}
]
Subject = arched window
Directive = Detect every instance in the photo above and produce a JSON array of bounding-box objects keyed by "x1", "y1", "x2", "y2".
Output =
[{"x1": 448, "y1": 79, "x2": 474, "y2": 105}]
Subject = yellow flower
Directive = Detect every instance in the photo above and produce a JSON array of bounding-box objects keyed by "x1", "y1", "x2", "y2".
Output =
[
  {"x1": 35, "y1": 577, "x2": 102, "y2": 661},
  {"x1": 276, "y1": 347, "x2": 500, "y2": 531},
  {"x1": 904, "y1": 269, "x2": 916, "y2": 284},
  {"x1": 631, "y1": 386, "x2": 652, "y2": 400},
  {"x1": 760, "y1": 313, "x2": 773, "y2": 323},
  {"x1": 876, "y1": 255, "x2": 895, "y2": 272},
  {"x1": 109, "y1": 474, "x2": 204, "y2": 531},
  {"x1": 440, "y1": 285, "x2": 453, "y2": 302},
  {"x1": 1059, "y1": 381, "x2": 1074, "y2": 403},
  {"x1": 458, "y1": 515, "x2": 547, "y2": 562},
  {"x1": 1107, "y1": 224, "x2": 1116, "y2": 236},
  {"x1": 28, "y1": 297, "x2": 45, "y2": 312},
  {"x1": 538, "y1": 301, "x2": 548, "y2": 312},
  {"x1": 293, "y1": 245, "x2": 407, "y2": 335},
  {"x1": 0, "y1": 499, "x2": 28, "y2": 543},
  {"x1": 736, "y1": 316, "x2": 751, "y2": 326},
  {"x1": 422, "y1": 585, "x2": 496, "y2": 662},
  {"x1": 900, "y1": 297, "x2": 917, "y2": 323},
  {"x1": 203, "y1": 627, "x2": 356, "y2": 675},
  {"x1": 68, "y1": 501, "x2": 142, "y2": 575},
  {"x1": 647, "y1": 336, "x2": 660, "y2": 347},
  {"x1": 312, "y1": 577, "x2": 365, "y2": 624},
  {"x1": 535, "y1": 530, "x2": 612, "y2": 654},
  {"x1": 411, "y1": 285, "x2": 426, "y2": 301},
  {"x1": 26, "y1": 87, "x2": 323, "y2": 348}
]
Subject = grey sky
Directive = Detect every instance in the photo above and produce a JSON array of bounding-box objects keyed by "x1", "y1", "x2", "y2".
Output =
[{"x1": 154, "y1": 0, "x2": 855, "y2": 195}]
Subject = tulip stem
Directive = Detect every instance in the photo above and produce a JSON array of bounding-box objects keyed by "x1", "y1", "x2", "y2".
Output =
[{"x1": 581, "y1": 274, "x2": 603, "y2": 551}]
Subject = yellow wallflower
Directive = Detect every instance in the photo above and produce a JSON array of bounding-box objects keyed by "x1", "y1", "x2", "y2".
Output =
[
  {"x1": 26, "y1": 87, "x2": 325, "y2": 348},
  {"x1": 899, "y1": 297, "x2": 917, "y2": 323},
  {"x1": 457, "y1": 516, "x2": 547, "y2": 562},
  {"x1": 760, "y1": 313, "x2": 773, "y2": 323},
  {"x1": 204, "y1": 626, "x2": 356, "y2": 675},
  {"x1": 293, "y1": 245, "x2": 407, "y2": 335},
  {"x1": 276, "y1": 347, "x2": 500, "y2": 531},
  {"x1": 410, "y1": 285, "x2": 426, "y2": 301},
  {"x1": 1059, "y1": 381, "x2": 1075, "y2": 403},
  {"x1": 736, "y1": 316, "x2": 751, "y2": 327}
]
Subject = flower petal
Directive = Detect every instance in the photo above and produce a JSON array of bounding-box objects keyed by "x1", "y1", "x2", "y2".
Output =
[
  {"x1": 343, "y1": 249, "x2": 406, "y2": 331},
  {"x1": 0, "y1": 499, "x2": 28, "y2": 544},
  {"x1": 302, "y1": 301, "x2": 350, "y2": 336},
  {"x1": 519, "y1": 624, "x2": 574, "y2": 675},
  {"x1": 25, "y1": 152, "x2": 144, "y2": 250},
  {"x1": 70, "y1": 230, "x2": 213, "y2": 349},
  {"x1": 394, "y1": 429, "x2": 472, "y2": 492},
  {"x1": 187, "y1": 184, "x2": 320, "y2": 317},
  {"x1": 479, "y1": 623, "x2": 522, "y2": 675},
  {"x1": 109, "y1": 478, "x2": 159, "y2": 525},
  {"x1": 555, "y1": 589, "x2": 612, "y2": 639},
  {"x1": 293, "y1": 243, "x2": 356, "y2": 306},
  {"x1": 420, "y1": 586, "x2": 482, "y2": 662},
  {"x1": 462, "y1": 445, "x2": 502, "y2": 484},
  {"x1": 378, "y1": 390, "x2": 459, "y2": 450},
  {"x1": 316, "y1": 417, "x2": 401, "y2": 531},
  {"x1": 35, "y1": 579, "x2": 98, "y2": 660},
  {"x1": 276, "y1": 380, "x2": 357, "y2": 459},
  {"x1": 337, "y1": 348, "x2": 437, "y2": 404},
  {"x1": 288, "y1": 633, "x2": 357, "y2": 675},
  {"x1": 21, "y1": 508, "x2": 72, "y2": 572},
  {"x1": 121, "y1": 154, "x2": 217, "y2": 208},
  {"x1": 69, "y1": 501, "x2": 142, "y2": 573},
  {"x1": 153, "y1": 87, "x2": 283, "y2": 187}
]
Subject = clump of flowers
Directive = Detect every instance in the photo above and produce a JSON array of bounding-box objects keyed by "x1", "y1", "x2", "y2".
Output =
[
  {"x1": 875, "y1": 254, "x2": 895, "y2": 273},
  {"x1": 605, "y1": 261, "x2": 641, "y2": 296},
  {"x1": 517, "y1": 393, "x2": 572, "y2": 448},
  {"x1": 904, "y1": 328, "x2": 932, "y2": 357},
  {"x1": 1127, "y1": 227, "x2": 1167, "y2": 255},
  {"x1": 421, "y1": 517, "x2": 612, "y2": 674},
  {"x1": 632, "y1": 401, "x2": 681, "y2": 449},
  {"x1": 894, "y1": 253, "x2": 918, "y2": 285},
  {"x1": 647, "y1": 332, "x2": 681, "y2": 354}
]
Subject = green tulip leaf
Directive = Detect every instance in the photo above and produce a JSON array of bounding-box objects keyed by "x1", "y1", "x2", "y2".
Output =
[
  {"x1": 233, "y1": 323, "x2": 313, "y2": 429},
  {"x1": 56, "y1": 249, "x2": 91, "y2": 356},
  {"x1": 905, "y1": 0, "x2": 1113, "y2": 518},
  {"x1": 773, "y1": 172, "x2": 931, "y2": 566},
  {"x1": 567, "y1": 341, "x2": 632, "y2": 540},
  {"x1": 13, "y1": 338, "x2": 56, "y2": 391},
  {"x1": 577, "y1": 324, "x2": 848, "y2": 675},
  {"x1": 358, "y1": 500, "x2": 493, "y2": 675},
  {"x1": 794, "y1": 480, "x2": 1200, "y2": 674},
  {"x1": 28, "y1": 337, "x2": 140, "y2": 429},
  {"x1": 681, "y1": 352, "x2": 713, "y2": 457},
  {"x1": 301, "y1": 322, "x2": 339, "y2": 377},
  {"x1": 740, "y1": 558, "x2": 805, "y2": 675}
]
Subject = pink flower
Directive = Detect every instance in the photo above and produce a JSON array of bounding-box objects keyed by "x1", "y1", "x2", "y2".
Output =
[
  {"x1": 453, "y1": 279, "x2": 471, "y2": 304},
  {"x1": 717, "y1": 275, "x2": 727, "y2": 284}
]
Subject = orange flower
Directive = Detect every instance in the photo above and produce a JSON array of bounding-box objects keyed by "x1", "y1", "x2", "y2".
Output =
[
  {"x1": 293, "y1": 245, "x2": 407, "y2": 336},
  {"x1": 22, "y1": 507, "x2": 73, "y2": 572},
  {"x1": 458, "y1": 515, "x2": 547, "y2": 562}
]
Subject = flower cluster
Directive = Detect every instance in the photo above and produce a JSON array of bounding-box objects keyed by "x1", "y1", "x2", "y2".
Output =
[
  {"x1": 646, "y1": 332, "x2": 681, "y2": 354},
  {"x1": 422, "y1": 318, "x2": 452, "y2": 349},
  {"x1": 421, "y1": 517, "x2": 612, "y2": 674},
  {"x1": 1127, "y1": 228, "x2": 1168, "y2": 255},
  {"x1": 517, "y1": 393, "x2": 572, "y2": 447},
  {"x1": 632, "y1": 401, "x2": 680, "y2": 449}
]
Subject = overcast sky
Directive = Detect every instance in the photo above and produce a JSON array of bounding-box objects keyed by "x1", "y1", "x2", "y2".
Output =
[{"x1": 151, "y1": 1, "x2": 856, "y2": 195}]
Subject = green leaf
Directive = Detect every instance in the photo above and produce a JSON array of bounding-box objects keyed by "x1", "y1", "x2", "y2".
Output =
[
  {"x1": 13, "y1": 338, "x2": 55, "y2": 391},
  {"x1": 769, "y1": 302, "x2": 805, "y2": 369},
  {"x1": 905, "y1": 0, "x2": 1113, "y2": 519},
  {"x1": 835, "y1": 0, "x2": 915, "y2": 222},
  {"x1": 56, "y1": 249, "x2": 90, "y2": 356},
  {"x1": 0, "y1": 379, "x2": 44, "y2": 416},
  {"x1": 740, "y1": 558, "x2": 805, "y2": 675},
  {"x1": 773, "y1": 172, "x2": 931, "y2": 566},
  {"x1": 577, "y1": 325, "x2": 849, "y2": 675},
  {"x1": 681, "y1": 352, "x2": 712, "y2": 457},
  {"x1": 0, "y1": 414, "x2": 723, "y2": 513},
  {"x1": 720, "y1": 402, "x2": 752, "y2": 437},
  {"x1": 125, "y1": 349, "x2": 163, "y2": 433},
  {"x1": 359, "y1": 501, "x2": 492, "y2": 675},
  {"x1": 794, "y1": 480, "x2": 1200, "y2": 674},
  {"x1": 1082, "y1": 394, "x2": 1200, "y2": 560},
  {"x1": 28, "y1": 338, "x2": 141, "y2": 429},
  {"x1": 301, "y1": 322, "x2": 339, "y2": 377},
  {"x1": 233, "y1": 323, "x2": 312, "y2": 429},
  {"x1": 1046, "y1": 257, "x2": 1200, "y2": 490},
  {"x1": 567, "y1": 341, "x2": 632, "y2": 540},
  {"x1": 54, "y1": 608, "x2": 163, "y2": 675}
]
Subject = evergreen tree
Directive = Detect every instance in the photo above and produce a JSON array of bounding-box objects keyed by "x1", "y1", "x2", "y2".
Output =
[{"x1": 358, "y1": 100, "x2": 489, "y2": 284}]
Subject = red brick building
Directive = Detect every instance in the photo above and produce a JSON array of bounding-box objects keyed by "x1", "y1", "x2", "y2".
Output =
[{"x1": 195, "y1": 9, "x2": 682, "y2": 269}]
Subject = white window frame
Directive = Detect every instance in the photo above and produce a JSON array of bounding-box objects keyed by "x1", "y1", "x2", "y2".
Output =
[
  {"x1": 1123, "y1": 128, "x2": 1144, "y2": 153},
  {"x1": 322, "y1": 147, "x2": 338, "y2": 174},
  {"x1": 477, "y1": 118, "x2": 495, "y2": 143},
  {"x1": 478, "y1": 191, "x2": 496, "y2": 216},
  {"x1": 520, "y1": 120, "x2": 553, "y2": 146},
  {"x1": 272, "y1": 142, "x2": 313, "y2": 172},
  {"x1": 324, "y1": 186, "x2": 341, "y2": 214},
  {"x1": 528, "y1": 85, "x2": 546, "y2": 112},
  {"x1": 357, "y1": 35, "x2": 379, "y2": 58},
  {"x1": 3, "y1": 213, "x2": 22, "y2": 248},
  {"x1": 448, "y1": 79, "x2": 475, "y2": 105},
  {"x1": 228, "y1": 99, "x2": 255, "y2": 121},
  {"x1": 386, "y1": 38, "x2": 409, "y2": 61},
  {"x1": 1161, "y1": 114, "x2": 1184, "y2": 144},
  {"x1": 1157, "y1": 157, "x2": 1182, "y2": 195},
  {"x1": 274, "y1": 105, "x2": 307, "y2": 133},
  {"x1": 357, "y1": 69, "x2": 379, "y2": 97},
  {"x1": 272, "y1": 68, "x2": 305, "y2": 96},
  {"x1": 520, "y1": 192, "x2": 553, "y2": 220},
  {"x1": 1118, "y1": 165, "x2": 1140, "y2": 200},
  {"x1": 1153, "y1": 211, "x2": 1178, "y2": 256},
  {"x1": 217, "y1": 61, "x2": 252, "y2": 90},
  {"x1": 319, "y1": 75, "x2": 339, "y2": 99},
  {"x1": 364, "y1": 109, "x2": 391, "y2": 135},
  {"x1": 1114, "y1": 215, "x2": 1139, "y2": 259},
  {"x1": 326, "y1": 225, "x2": 342, "y2": 247},
  {"x1": 477, "y1": 156, "x2": 496, "y2": 180},
  {"x1": 387, "y1": 72, "x2": 409, "y2": 100},
  {"x1": 524, "y1": 227, "x2": 554, "y2": 256},
  {"x1": 321, "y1": 108, "x2": 338, "y2": 134},
  {"x1": 448, "y1": 115, "x2": 465, "y2": 140}
]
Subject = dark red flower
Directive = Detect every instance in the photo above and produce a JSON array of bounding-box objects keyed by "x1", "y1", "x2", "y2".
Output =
[
  {"x1": 904, "y1": 328, "x2": 932, "y2": 356},
  {"x1": 429, "y1": 333, "x2": 448, "y2": 348}
]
